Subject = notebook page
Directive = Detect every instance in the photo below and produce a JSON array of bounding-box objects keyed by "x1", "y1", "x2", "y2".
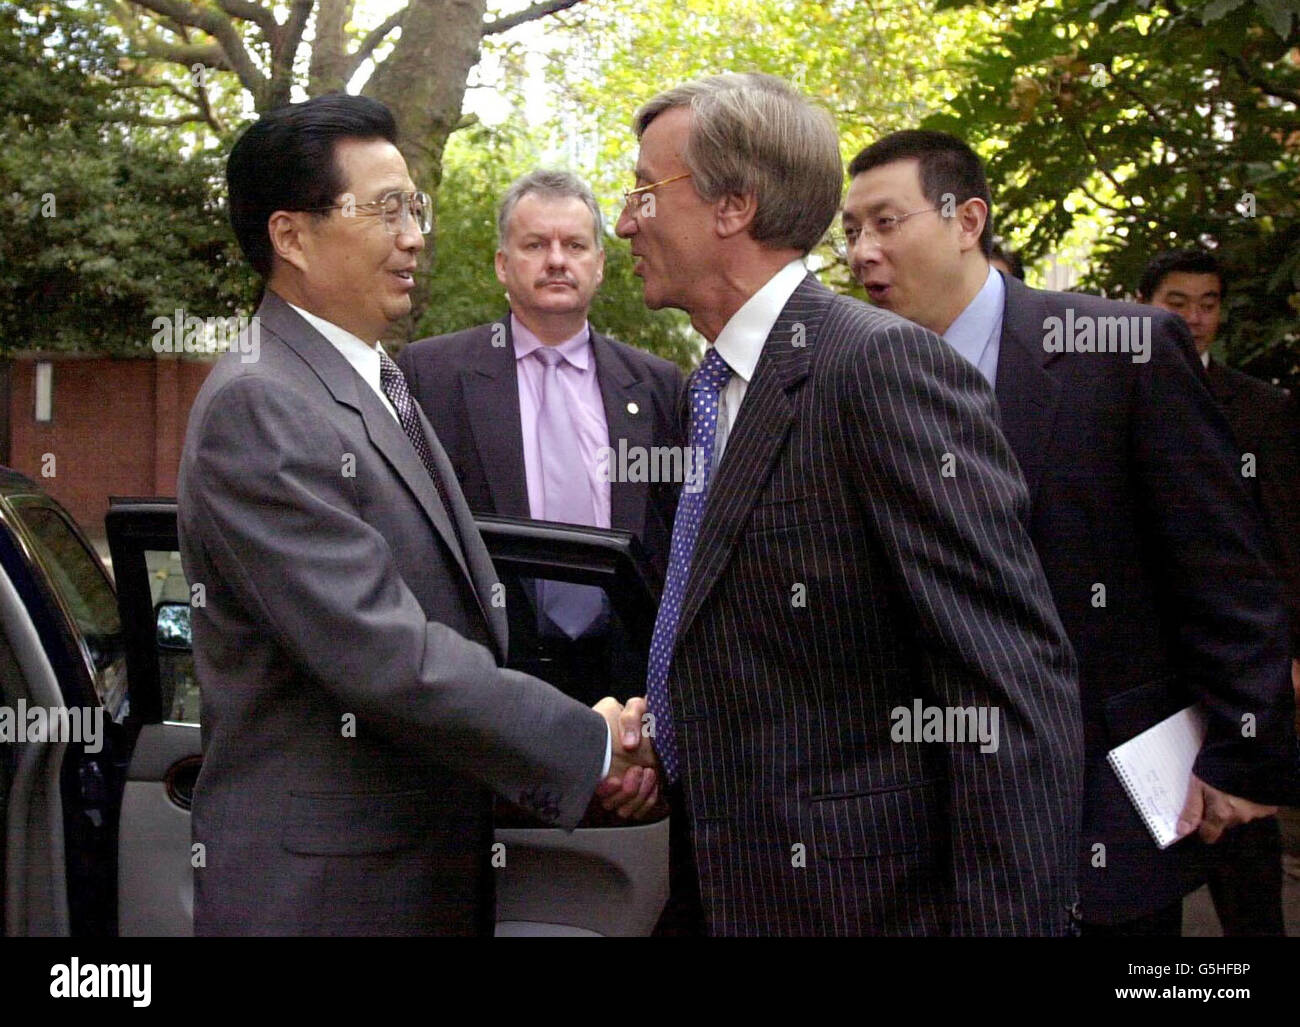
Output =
[{"x1": 1106, "y1": 705, "x2": 1207, "y2": 849}]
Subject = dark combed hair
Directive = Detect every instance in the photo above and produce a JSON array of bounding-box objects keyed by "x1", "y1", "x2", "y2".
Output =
[
  {"x1": 1137, "y1": 249, "x2": 1226, "y2": 300},
  {"x1": 847, "y1": 130, "x2": 995, "y2": 258},
  {"x1": 226, "y1": 93, "x2": 398, "y2": 277}
]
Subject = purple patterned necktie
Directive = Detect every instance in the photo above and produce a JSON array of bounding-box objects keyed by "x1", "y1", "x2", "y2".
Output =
[
  {"x1": 645, "y1": 345, "x2": 733, "y2": 782},
  {"x1": 377, "y1": 349, "x2": 460, "y2": 547},
  {"x1": 534, "y1": 346, "x2": 606, "y2": 639}
]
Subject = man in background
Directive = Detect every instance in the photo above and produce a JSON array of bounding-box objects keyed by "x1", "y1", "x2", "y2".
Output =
[
  {"x1": 845, "y1": 129, "x2": 1296, "y2": 935},
  {"x1": 398, "y1": 171, "x2": 684, "y2": 711},
  {"x1": 1140, "y1": 247, "x2": 1300, "y2": 935}
]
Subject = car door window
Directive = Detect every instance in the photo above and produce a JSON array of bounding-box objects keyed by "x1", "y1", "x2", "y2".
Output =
[{"x1": 7, "y1": 498, "x2": 128, "y2": 720}]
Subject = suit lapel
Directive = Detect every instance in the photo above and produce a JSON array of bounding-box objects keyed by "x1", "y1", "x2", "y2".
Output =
[
  {"x1": 257, "y1": 294, "x2": 502, "y2": 658},
  {"x1": 1207, "y1": 359, "x2": 1235, "y2": 407},
  {"x1": 994, "y1": 274, "x2": 1062, "y2": 503},
  {"x1": 591, "y1": 331, "x2": 653, "y2": 537},
  {"x1": 461, "y1": 319, "x2": 530, "y2": 518},
  {"x1": 415, "y1": 403, "x2": 507, "y2": 659},
  {"x1": 674, "y1": 275, "x2": 820, "y2": 645}
]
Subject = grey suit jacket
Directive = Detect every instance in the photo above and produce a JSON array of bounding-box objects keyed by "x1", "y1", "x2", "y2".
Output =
[
  {"x1": 671, "y1": 275, "x2": 1084, "y2": 936},
  {"x1": 177, "y1": 291, "x2": 608, "y2": 936}
]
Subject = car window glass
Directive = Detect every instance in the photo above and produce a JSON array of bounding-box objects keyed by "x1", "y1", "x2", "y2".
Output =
[
  {"x1": 8, "y1": 498, "x2": 127, "y2": 717},
  {"x1": 503, "y1": 570, "x2": 645, "y2": 708}
]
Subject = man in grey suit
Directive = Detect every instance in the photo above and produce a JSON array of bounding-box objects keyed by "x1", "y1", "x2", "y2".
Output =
[
  {"x1": 610, "y1": 73, "x2": 1084, "y2": 935},
  {"x1": 178, "y1": 94, "x2": 656, "y2": 936}
]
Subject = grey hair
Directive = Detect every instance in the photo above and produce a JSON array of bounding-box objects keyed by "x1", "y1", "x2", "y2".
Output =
[
  {"x1": 496, "y1": 169, "x2": 605, "y2": 250},
  {"x1": 633, "y1": 73, "x2": 843, "y2": 255}
]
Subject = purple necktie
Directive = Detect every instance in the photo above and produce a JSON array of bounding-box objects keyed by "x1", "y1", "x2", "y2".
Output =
[
  {"x1": 534, "y1": 346, "x2": 606, "y2": 639},
  {"x1": 377, "y1": 349, "x2": 461, "y2": 550},
  {"x1": 645, "y1": 346, "x2": 733, "y2": 782}
]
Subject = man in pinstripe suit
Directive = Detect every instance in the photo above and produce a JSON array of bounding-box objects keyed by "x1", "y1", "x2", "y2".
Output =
[{"x1": 606, "y1": 74, "x2": 1084, "y2": 936}]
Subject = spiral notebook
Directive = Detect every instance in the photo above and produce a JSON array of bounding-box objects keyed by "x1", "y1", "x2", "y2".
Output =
[{"x1": 1106, "y1": 704, "x2": 1207, "y2": 849}]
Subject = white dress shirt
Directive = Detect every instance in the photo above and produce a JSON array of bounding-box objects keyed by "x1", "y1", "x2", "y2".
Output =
[
  {"x1": 711, "y1": 258, "x2": 808, "y2": 462},
  {"x1": 287, "y1": 301, "x2": 400, "y2": 423}
]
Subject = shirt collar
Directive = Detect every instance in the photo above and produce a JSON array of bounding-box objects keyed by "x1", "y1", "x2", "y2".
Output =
[
  {"x1": 943, "y1": 265, "x2": 1004, "y2": 366},
  {"x1": 286, "y1": 300, "x2": 378, "y2": 354},
  {"x1": 713, "y1": 258, "x2": 807, "y2": 383},
  {"x1": 511, "y1": 313, "x2": 592, "y2": 370},
  {"x1": 284, "y1": 299, "x2": 390, "y2": 373}
]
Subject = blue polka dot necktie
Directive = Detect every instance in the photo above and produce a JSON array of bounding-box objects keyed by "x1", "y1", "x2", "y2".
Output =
[{"x1": 645, "y1": 345, "x2": 733, "y2": 783}]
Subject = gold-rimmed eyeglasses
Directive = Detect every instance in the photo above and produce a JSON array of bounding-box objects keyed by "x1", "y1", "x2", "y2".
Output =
[
  {"x1": 299, "y1": 189, "x2": 433, "y2": 235},
  {"x1": 622, "y1": 173, "x2": 692, "y2": 210}
]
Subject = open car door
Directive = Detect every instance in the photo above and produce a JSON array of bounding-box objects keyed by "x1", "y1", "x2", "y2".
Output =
[{"x1": 107, "y1": 500, "x2": 668, "y2": 936}]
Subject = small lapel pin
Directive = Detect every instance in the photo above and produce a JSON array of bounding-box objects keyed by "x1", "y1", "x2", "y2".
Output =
[{"x1": 626, "y1": 401, "x2": 639, "y2": 415}]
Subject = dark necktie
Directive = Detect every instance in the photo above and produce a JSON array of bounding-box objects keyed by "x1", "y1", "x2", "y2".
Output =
[
  {"x1": 377, "y1": 349, "x2": 460, "y2": 546},
  {"x1": 645, "y1": 345, "x2": 733, "y2": 782}
]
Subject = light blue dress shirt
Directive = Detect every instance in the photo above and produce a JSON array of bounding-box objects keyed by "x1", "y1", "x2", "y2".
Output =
[{"x1": 942, "y1": 266, "x2": 1006, "y2": 389}]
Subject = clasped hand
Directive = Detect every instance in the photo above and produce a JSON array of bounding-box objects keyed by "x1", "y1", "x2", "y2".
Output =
[
  {"x1": 1176, "y1": 773, "x2": 1277, "y2": 844},
  {"x1": 592, "y1": 696, "x2": 662, "y2": 820}
]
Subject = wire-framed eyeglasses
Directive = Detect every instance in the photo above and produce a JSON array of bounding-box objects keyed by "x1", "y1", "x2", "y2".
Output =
[{"x1": 299, "y1": 189, "x2": 433, "y2": 235}]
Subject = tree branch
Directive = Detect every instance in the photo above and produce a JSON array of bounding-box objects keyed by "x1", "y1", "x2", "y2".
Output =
[
  {"x1": 266, "y1": 0, "x2": 314, "y2": 107},
  {"x1": 138, "y1": 36, "x2": 234, "y2": 73},
  {"x1": 1071, "y1": 122, "x2": 1129, "y2": 201},
  {"x1": 308, "y1": 0, "x2": 353, "y2": 92},
  {"x1": 482, "y1": 0, "x2": 584, "y2": 37},
  {"x1": 127, "y1": 0, "x2": 267, "y2": 100},
  {"x1": 280, "y1": 0, "x2": 314, "y2": 59},
  {"x1": 216, "y1": 0, "x2": 277, "y2": 37},
  {"x1": 1224, "y1": 52, "x2": 1300, "y2": 106},
  {"x1": 344, "y1": 10, "x2": 405, "y2": 80},
  {"x1": 101, "y1": 111, "x2": 211, "y2": 128}
]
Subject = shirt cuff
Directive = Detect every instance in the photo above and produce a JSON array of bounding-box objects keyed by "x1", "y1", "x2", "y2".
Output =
[{"x1": 602, "y1": 723, "x2": 612, "y2": 778}]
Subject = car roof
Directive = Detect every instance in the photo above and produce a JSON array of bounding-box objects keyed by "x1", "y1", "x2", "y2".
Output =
[{"x1": 0, "y1": 465, "x2": 45, "y2": 501}]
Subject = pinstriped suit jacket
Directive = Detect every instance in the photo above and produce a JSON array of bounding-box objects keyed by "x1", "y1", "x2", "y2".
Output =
[{"x1": 670, "y1": 275, "x2": 1084, "y2": 936}]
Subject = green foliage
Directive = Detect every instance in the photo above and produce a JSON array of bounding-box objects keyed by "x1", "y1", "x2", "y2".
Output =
[
  {"x1": 0, "y1": 1, "x2": 255, "y2": 355},
  {"x1": 929, "y1": 0, "x2": 1300, "y2": 385},
  {"x1": 541, "y1": 0, "x2": 1011, "y2": 300}
]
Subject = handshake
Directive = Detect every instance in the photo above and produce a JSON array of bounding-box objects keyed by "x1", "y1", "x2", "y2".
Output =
[{"x1": 592, "y1": 696, "x2": 663, "y2": 821}]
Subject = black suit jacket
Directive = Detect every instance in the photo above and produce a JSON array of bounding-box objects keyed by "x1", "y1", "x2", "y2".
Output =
[
  {"x1": 1205, "y1": 358, "x2": 1300, "y2": 651},
  {"x1": 397, "y1": 318, "x2": 685, "y2": 703},
  {"x1": 992, "y1": 273, "x2": 1297, "y2": 925},
  {"x1": 671, "y1": 275, "x2": 1084, "y2": 936}
]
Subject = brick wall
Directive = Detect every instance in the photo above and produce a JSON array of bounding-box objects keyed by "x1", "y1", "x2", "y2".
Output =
[{"x1": 5, "y1": 354, "x2": 214, "y2": 538}]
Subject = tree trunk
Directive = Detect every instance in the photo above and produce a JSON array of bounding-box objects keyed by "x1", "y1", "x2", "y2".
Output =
[{"x1": 364, "y1": 0, "x2": 488, "y2": 340}]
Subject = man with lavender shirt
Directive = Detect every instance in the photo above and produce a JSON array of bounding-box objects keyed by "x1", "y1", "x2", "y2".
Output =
[{"x1": 398, "y1": 170, "x2": 685, "y2": 709}]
